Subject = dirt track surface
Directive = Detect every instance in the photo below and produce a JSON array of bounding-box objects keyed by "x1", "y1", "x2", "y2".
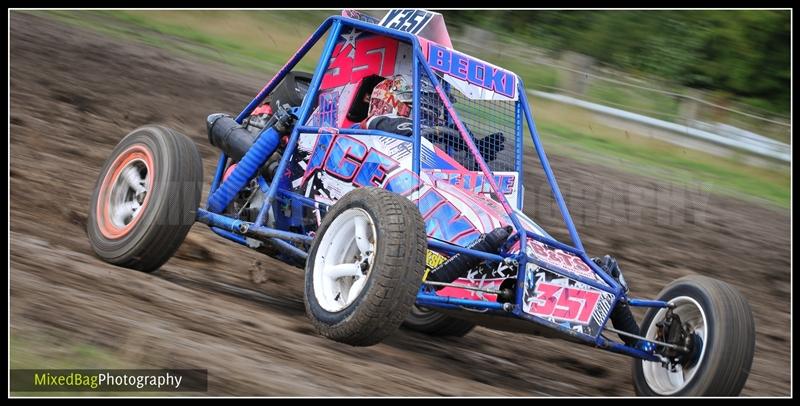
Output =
[{"x1": 10, "y1": 12, "x2": 791, "y2": 396}]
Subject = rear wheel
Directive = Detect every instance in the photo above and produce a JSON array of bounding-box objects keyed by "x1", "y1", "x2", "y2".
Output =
[
  {"x1": 87, "y1": 125, "x2": 203, "y2": 272},
  {"x1": 403, "y1": 305, "x2": 476, "y2": 337},
  {"x1": 632, "y1": 275, "x2": 755, "y2": 396},
  {"x1": 304, "y1": 187, "x2": 427, "y2": 346}
]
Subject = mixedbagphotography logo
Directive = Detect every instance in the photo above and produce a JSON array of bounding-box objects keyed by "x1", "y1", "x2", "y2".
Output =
[{"x1": 10, "y1": 369, "x2": 208, "y2": 392}]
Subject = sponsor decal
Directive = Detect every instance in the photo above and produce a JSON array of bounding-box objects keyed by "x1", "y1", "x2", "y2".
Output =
[
  {"x1": 379, "y1": 9, "x2": 435, "y2": 34},
  {"x1": 342, "y1": 9, "x2": 381, "y2": 24},
  {"x1": 592, "y1": 292, "x2": 614, "y2": 327},
  {"x1": 526, "y1": 281, "x2": 600, "y2": 325},
  {"x1": 425, "y1": 169, "x2": 518, "y2": 202},
  {"x1": 438, "y1": 276, "x2": 504, "y2": 301},
  {"x1": 428, "y1": 251, "x2": 517, "y2": 301},
  {"x1": 315, "y1": 92, "x2": 339, "y2": 127},
  {"x1": 427, "y1": 43, "x2": 516, "y2": 99},
  {"x1": 322, "y1": 31, "x2": 399, "y2": 90},
  {"x1": 526, "y1": 239, "x2": 601, "y2": 283},
  {"x1": 426, "y1": 249, "x2": 447, "y2": 271},
  {"x1": 300, "y1": 133, "x2": 482, "y2": 246},
  {"x1": 523, "y1": 264, "x2": 615, "y2": 337}
]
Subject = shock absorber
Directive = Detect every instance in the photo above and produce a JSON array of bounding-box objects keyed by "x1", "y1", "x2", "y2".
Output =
[
  {"x1": 206, "y1": 109, "x2": 294, "y2": 213},
  {"x1": 593, "y1": 255, "x2": 640, "y2": 346},
  {"x1": 610, "y1": 301, "x2": 641, "y2": 346}
]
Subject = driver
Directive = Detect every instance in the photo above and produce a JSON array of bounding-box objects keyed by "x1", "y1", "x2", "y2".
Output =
[
  {"x1": 360, "y1": 74, "x2": 425, "y2": 135},
  {"x1": 360, "y1": 74, "x2": 505, "y2": 166}
]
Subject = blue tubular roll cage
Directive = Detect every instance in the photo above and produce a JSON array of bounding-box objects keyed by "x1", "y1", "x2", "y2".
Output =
[{"x1": 194, "y1": 15, "x2": 668, "y2": 361}]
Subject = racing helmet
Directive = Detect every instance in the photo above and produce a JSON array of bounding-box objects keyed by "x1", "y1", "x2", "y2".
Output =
[
  {"x1": 367, "y1": 74, "x2": 413, "y2": 118},
  {"x1": 366, "y1": 74, "x2": 448, "y2": 126}
]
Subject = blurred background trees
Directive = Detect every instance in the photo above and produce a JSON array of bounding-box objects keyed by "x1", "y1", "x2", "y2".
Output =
[{"x1": 444, "y1": 10, "x2": 790, "y2": 115}]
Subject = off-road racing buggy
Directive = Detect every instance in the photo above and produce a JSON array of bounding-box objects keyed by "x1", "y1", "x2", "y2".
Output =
[{"x1": 87, "y1": 9, "x2": 756, "y2": 396}]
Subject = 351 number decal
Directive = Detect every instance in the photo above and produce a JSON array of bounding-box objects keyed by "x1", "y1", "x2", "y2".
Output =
[
  {"x1": 527, "y1": 282, "x2": 600, "y2": 325},
  {"x1": 321, "y1": 35, "x2": 398, "y2": 90},
  {"x1": 379, "y1": 9, "x2": 434, "y2": 34}
]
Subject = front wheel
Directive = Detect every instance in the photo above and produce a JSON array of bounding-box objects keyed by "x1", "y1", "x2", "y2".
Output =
[
  {"x1": 87, "y1": 125, "x2": 203, "y2": 272},
  {"x1": 304, "y1": 187, "x2": 427, "y2": 346},
  {"x1": 632, "y1": 275, "x2": 755, "y2": 396}
]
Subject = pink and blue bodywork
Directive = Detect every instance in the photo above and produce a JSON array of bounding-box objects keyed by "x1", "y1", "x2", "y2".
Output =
[{"x1": 276, "y1": 10, "x2": 616, "y2": 338}]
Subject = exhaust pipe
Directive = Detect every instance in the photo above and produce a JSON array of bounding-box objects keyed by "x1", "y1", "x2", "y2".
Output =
[
  {"x1": 426, "y1": 226, "x2": 513, "y2": 286},
  {"x1": 207, "y1": 114, "x2": 261, "y2": 163}
]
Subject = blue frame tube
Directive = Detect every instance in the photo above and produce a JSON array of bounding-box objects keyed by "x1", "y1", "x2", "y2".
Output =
[
  {"x1": 277, "y1": 189, "x2": 330, "y2": 210},
  {"x1": 524, "y1": 230, "x2": 622, "y2": 294},
  {"x1": 197, "y1": 208, "x2": 246, "y2": 233},
  {"x1": 628, "y1": 298, "x2": 670, "y2": 308},
  {"x1": 515, "y1": 310, "x2": 656, "y2": 363},
  {"x1": 413, "y1": 302, "x2": 483, "y2": 312},
  {"x1": 518, "y1": 80, "x2": 583, "y2": 253},
  {"x1": 416, "y1": 60, "x2": 527, "y2": 245},
  {"x1": 194, "y1": 16, "x2": 672, "y2": 364},
  {"x1": 525, "y1": 229, "x2": 582, "y2": 256},
  {"x1": 246, "y1": 224, "x2": 313, "y2": 244},
  {"x1": 256, "y1": 175, "x2": 271, "y2": 193},
  {"x1": 513, "y1": 252, "x2": 528, "y2": 318},
  {"x1": 197, "y1": 208, "x2": 312, "y2": 245},
  {"x1": 210, "y1": 223, "x2": 306, "y2": 261},
  {"x1": 428, "y1": 238, "x2": 508, "y2": 263},
  {"x1": 210, "y1": 226, "x2": 248, "y2": 246},
  {"x1": 262, "y1": 21, "x2": 343, "y2": 214},
  {"x1": 515, "y1": 311, "x2": 598, "y2": 345},
  {"x1": 233, "y1": 19, "x2": 334, "y2": 124},
  {"x1": 577, "y1": 251, "x2": 623, "y2": 295},
  {"x1": 412, "y1": 52, "x2": 422, "y2": 178},
  {"x1": 599, "y1": 337, "x2": 661, "y2": 362},
  {"x1": 514, "y1": 99, "x2": 524, "y2": 210},
  {"x1": 416, "y1": 294, "x2": 506, "y2": 311},
  {"x1": 268, "y1": 237, "x2": 309, "y2": 260},
  {"x1": 210, "y1": 153, "x2": 228, "y2": 195},
  {"x1": 294, "y1": 126, "x2": 413, "y2": 142},
  {"x1": 203, "y1": 216, "x2": 308, "y2": 260},
  {"x1": 526, "y1": 255, "x2": 616, "y2": 294}
]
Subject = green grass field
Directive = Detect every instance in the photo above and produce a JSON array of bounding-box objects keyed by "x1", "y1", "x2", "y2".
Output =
[
  {"x1": 28, "y1": 10, "x2": 790, "y2": 208},
  {"x1": 10, "y1": 332, "x2": 152, "y2": 396}
]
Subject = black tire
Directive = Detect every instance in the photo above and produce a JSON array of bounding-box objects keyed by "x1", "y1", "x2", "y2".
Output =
[
  {"x1": 269, "y1": 71, "x2": 313, "y2": 110},
  {"x1": 403, "y1": 305, "x2": 476, "y2": 337},
  {"x1": 632, "y1": 275, "x2": 755, "y2": 396},
  {"x1": 87, "y1": 125, "x2": 203, "y2": 272},
  {"x1": 304, "y1": 187, "x2": 427, "y2": 346}
]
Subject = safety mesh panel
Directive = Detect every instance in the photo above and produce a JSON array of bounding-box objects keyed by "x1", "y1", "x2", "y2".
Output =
[
  {"x1": 418, "y1": 65, "x2": 577, "y2": 246},
  {"x1": 418, "y1": 70, "x2": 518, "y2": 173}
]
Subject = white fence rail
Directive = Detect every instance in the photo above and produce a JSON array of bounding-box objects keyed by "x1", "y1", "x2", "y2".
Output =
[{"x1": 529, "y1": 90, "x2": 791, "y2": 163}]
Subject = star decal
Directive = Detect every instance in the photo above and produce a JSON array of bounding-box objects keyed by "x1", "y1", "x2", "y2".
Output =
[{"x1": 340, "y1": 28, "x2": 361, "y2": 58}]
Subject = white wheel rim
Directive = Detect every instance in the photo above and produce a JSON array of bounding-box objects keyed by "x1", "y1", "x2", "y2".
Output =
[
  {"x1": 641, "y1": 296, "x2": 709, "y2": 395},
  {"x1": 109, "y1": 159, "x2": 149, "y2": 228},
  {"x1": 313, "y1": 208, "x2": 376, "y2": 312}
]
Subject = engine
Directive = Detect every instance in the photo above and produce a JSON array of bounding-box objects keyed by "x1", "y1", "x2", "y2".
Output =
[{"x1": 207, "y1": 71, "x2": 313, "y2": 225}]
